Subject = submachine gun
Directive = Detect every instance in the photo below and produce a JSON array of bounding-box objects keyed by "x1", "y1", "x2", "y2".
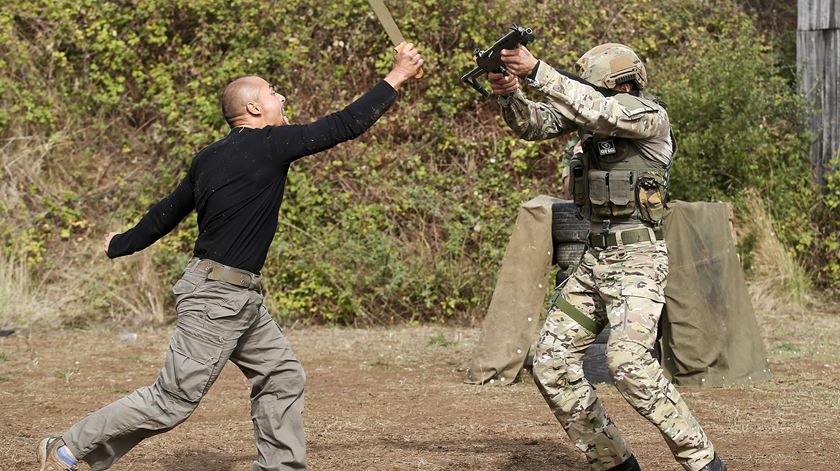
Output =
[{"x1": 460, "y1": 24, "x2": 534, "y2": 97}]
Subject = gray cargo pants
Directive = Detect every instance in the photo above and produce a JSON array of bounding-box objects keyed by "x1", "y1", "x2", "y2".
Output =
[{"x1": 62, "y1": 257, "x2": 307, "y2": 470}]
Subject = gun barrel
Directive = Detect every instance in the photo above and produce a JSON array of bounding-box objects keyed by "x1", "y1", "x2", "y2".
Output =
[{"x1": 490, "y1": 31, "x2": 519, "y2": 51}]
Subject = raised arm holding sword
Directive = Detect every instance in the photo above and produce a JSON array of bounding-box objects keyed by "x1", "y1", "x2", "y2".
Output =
[{"x1": 39, "y1": 8, "x2": 423, "y2": 470}]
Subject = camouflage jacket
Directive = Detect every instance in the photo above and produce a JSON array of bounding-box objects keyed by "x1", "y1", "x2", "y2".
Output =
[{"x1": 498, "y1": 62, "x2": 673, "y2": 168}]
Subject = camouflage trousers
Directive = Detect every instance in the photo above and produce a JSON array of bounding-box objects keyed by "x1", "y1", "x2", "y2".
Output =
[{"x1": 533, "y1": 240, "x2": 715, "y2": 471}]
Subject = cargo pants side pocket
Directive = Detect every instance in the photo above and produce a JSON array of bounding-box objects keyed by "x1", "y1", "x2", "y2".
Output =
[{"x1": 157, "y1": 329, "x2": 222, "y2": 403}]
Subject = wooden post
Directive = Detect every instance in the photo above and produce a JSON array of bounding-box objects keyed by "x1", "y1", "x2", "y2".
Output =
[{"x1": 797, "y1": 0, "x2": 840, "y2": 184}]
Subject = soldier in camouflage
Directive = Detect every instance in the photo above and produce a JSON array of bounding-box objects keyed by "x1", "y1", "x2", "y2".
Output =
[{"x1": 487, "y1": 44, "x2": 728, "y2": 471}]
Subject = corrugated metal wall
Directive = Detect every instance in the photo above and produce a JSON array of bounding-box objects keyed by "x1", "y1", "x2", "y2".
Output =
[{"x1": 797, "y1": 0, "x2": 840, "y2": 184}]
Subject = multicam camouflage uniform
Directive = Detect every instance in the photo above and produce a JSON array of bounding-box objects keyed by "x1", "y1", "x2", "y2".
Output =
[{"x1": 498, "y1": 45, "x2": 717, "y2": 471}]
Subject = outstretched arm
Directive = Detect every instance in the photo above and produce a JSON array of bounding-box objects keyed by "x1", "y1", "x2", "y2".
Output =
[
  {"x1": 497, "y1": 88, "x2": 577, "y2": 141},
  {"x1": 105, "y1": 175, "x2": 195, "y2": 258},
  {"x1": 526, "y1": 63, "x2": 668, "y2": 139},
  {"x1": 487, "y1": 63, "x2": 577, "y2": 141},
  {"x1": 499, "y1": 46, "x2": 669, "y2": 139},
  {"x1": 269, "y1": 43, "x2": 424, "y2": 163}
]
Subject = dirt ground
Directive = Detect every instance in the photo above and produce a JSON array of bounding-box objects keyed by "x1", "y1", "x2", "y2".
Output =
[{"x1": 2, "y1": 305, "x2": 840, "y2": 471}]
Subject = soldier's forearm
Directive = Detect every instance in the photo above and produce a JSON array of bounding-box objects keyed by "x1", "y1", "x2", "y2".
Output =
[
  {"x1": 527, "y1": 63, "x2": 667, "y2": 139},
  {"x1": 498, "y1": 90, "x2": 566, "y2": 141}
]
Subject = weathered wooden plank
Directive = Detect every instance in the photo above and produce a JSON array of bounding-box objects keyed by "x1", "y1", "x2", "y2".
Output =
[
  {"x1": 798, "y1": 0, "x2": 840, "y2": 31},
  {"x1": 797, "y1": 31, "x2": 817, "y2": 99},
  {"x1": 798, "y1": 30, "x2": 821, "y2": 179},
  {"x1": 824, "y1": 29, "x2": 840, "y2": 173},
  {"x1": 797, "y1": 25, "x2": 839, "y2": 183}
]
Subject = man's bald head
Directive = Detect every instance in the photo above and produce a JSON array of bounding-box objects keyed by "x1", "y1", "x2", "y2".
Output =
[{"x1": 221, "y1": 76, "x2": 266, "y2": 126}]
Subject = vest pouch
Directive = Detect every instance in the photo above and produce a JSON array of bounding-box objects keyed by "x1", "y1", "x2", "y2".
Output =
[
  {"x1": 588, "y1": 170, "x2": 610, "y2": 218},
  {"x1": 609, "y1": 170, "x2": 635, "y2": 218},
  {"x1": 569, "y1": 156, "x2": 587, "y2": 207},
  {"x1": 636, "y1": 173, "x2": 666, "y2": 224}
]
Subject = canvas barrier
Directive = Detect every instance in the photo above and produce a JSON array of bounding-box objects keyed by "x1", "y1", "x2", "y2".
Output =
[
  {"x1": 466, "y1": 198, "x2": 770, "y2": 387},
  {"x1": 661, "y1": 201, "x2": 771, "y2": 386},
  {"x1": 464, "y1": 195, "x2": 560, "y2": 385}
]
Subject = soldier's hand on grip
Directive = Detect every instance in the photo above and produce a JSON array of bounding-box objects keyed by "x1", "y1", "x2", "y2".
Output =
[
  {"x1": 488, "y1": 72, "x2": 519, "y2": 96},
  {"x1": 500, "y1": 45, "x2": 538, "y2": 77},
  {"x1": 385, "y1": 42, "x2": 424, "y2": 90}
]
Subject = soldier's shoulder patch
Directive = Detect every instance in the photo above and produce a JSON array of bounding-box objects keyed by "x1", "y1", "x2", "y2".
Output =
[{"x1": 614, "y1": 93, "x2": 658, "y2": 118}]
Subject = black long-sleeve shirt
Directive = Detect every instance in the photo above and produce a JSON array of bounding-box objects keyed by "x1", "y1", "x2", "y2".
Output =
[{"x1": 107, "y1": 80, "x2": 397, "y2": 273}]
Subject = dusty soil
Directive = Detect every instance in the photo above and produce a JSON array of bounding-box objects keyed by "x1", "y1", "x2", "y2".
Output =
[{"x1": 1, "y1": 314, "x2": 839, "y2": 471}]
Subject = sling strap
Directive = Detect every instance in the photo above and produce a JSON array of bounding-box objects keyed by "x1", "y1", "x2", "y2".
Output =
[{"x1": 553, "y1": 295, "x2": 600, "y2": 335}]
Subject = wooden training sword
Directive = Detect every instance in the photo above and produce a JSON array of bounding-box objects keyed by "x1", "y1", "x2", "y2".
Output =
[{"x1": 367, "y1": 0, "x2": 423, "y2": 79}]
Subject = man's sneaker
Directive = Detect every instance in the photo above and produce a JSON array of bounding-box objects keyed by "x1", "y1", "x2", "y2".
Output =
[
  {"x1": 37, "y1": 437, "x2": 78, "y2": 471},
  {"x1": 699, "y1": 454, "x2": 728, "y2": 471}
]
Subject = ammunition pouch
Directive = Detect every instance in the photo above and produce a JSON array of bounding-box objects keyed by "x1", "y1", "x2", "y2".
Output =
[
  {"x1": 584, "y1": 169, "x2": 667, "y2": 225},
  {"x1": 587, "y1": 169, "x2": 636, "y2": 219},
  {"x1": 575, "y1": 132, "x2": 672, "y2": 226},
  {"x1": 636, "y1": 172, "x2": 666, "y2": 224},
  {"x1": 569, "y1": 154, "x2": 587, "y2": 208}
]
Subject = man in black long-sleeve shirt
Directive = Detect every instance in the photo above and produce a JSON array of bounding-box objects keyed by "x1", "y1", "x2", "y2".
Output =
[{"x1": 38, "y1": 44, "x2": 424, "y2": 471}]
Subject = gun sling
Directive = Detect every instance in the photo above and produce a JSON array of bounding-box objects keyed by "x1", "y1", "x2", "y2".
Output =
[
  {"x1": 553, "y1": 69, "x2": 622, "y2": 97},
  {"x1": 553, "y1": 296, "x2": 601, "y2": 335}
]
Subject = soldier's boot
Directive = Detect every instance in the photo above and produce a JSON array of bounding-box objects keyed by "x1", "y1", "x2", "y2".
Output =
[
  {"x1": 606, "y1": 455, "x2": 641, "y2": 471},
  {"x1": 698, "y1": 454, "x2": 727, "y2": 471}
]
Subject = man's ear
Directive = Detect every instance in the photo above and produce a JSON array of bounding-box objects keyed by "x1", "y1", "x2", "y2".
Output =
[{"x1": 246, "y1": 101, "x2": 262, "y2": 116}]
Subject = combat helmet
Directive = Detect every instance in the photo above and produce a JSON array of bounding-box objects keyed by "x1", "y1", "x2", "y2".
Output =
[{"x1": 574, "y1": 43, "x2": 647, "y2": 90}]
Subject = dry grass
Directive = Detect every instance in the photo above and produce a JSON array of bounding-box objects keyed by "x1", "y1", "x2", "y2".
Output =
[
  {"x1": 0, "y1": 253, "x2": 47, "y2": 327},
  {"x1": 1, "y1": 130, "x2": 78, "y2": 324},
  {"x1": 0, "y1": 134, "x2": 50, "y2": 208},
  {"x1": 108, "y1": 248, "x2": 168, "y2": 325},
  {"x1": 737, "y1": 190, "x2": 813, "y2": 314},
  {"x1": 1, "y1": 127, "x2": 172, "y2": 328},
  {"x1": 0, "y1": 125, "x2": 828, "y2": 332},
  {"x1": 0, "y1": 129, "x2": 88, "y2": 223}
]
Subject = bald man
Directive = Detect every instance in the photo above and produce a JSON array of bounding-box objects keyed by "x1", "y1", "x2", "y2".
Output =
[{"x1": 38, "y1": 44, "x2": 424, "y2": 471}]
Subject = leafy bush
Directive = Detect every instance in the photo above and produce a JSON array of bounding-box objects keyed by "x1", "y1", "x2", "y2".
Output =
[
  {"x1": 657, "y1": 17, "x2": 839, "y2": 289},
  {"x1": 0, "y1": 0, "x2": 834, "y2": 326}
]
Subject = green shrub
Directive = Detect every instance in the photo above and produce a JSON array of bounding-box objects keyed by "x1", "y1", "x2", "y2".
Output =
[
  {"x1": 0, "y1": 0, "x2": 833, "y2": 326},
  {"x1": 815, "y1": 157, "x2": 840, "y2": 286},
  {"x1": 658, "y1": 16, "x2": 838, "y2": 290}
]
